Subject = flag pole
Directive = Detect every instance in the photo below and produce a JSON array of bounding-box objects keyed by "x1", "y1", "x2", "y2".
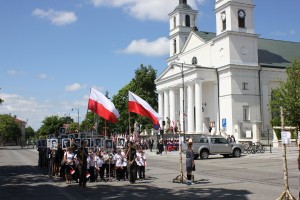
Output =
[
  {"x1": 128, "y1": 111, "x2": 131, "y2": 137},
  {"x1": 86, "y1": 88, "x2": 92, "y2": 133}
]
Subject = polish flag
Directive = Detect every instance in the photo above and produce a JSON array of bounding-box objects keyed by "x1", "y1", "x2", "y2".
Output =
[
  {"x1": 70, "y1": 168, "x2": 75, "y2": 175},
  {"x1": 128, "y1": 91, "x2": 162, "y2": 125},
  {"x1": 88, "y1": 88, "x2": 120, "y2": 123}
]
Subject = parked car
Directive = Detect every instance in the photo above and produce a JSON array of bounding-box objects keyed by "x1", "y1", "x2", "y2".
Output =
[{"x1": 182, "y1": 135, "x2": 242, "y2": 159}]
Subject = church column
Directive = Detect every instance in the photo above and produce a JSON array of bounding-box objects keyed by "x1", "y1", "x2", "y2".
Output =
[
  {"x1": 195, "y1": 81, "x2": 203, "y2": 133},
  {"x1": 169, "y1": 89, "x2": 176, "y2": 129},
  {"x1": 158, "y1": 91, "x2": 164, "y2": 127},
  {"x1": 187, "y1": 83, "x2": 195, "y2": 133},
  {"x1": 179, "y1": 87, "x2": 184, "y2": 133},
  {"x1": 163, "y1": 90, "x2": 169, "y2": 122}
]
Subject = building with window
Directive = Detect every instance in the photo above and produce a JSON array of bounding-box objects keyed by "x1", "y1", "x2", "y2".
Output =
[{"x1": 155, "y1": 0, "x2": 300, "y2": 143}]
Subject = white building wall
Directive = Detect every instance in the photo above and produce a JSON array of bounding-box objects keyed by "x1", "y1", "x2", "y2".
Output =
[
  {"x1": 229, "y1": 34, "x2": 258, "y2": 66},
  {"x1": 211, "y1": 37, "x2": 231, "y2": 68}
]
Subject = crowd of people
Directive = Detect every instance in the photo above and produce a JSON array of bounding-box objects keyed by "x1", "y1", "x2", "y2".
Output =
[
  {"x1": 37, "y1": 138, "x2": 148, "y2": 187},
  {"x1": 36, "y1": 133, "x2": 191, "y2": 188}
]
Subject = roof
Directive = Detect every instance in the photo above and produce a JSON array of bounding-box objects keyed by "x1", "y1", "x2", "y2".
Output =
[
  {"x1": 194, "y1": 31, "x2": 300, "y2": 68},
  {"x1": 257, "y1": 39, "x2": 300, "y2": 68},
  {"x1": 174, "y1": 3, "x2": 192, "y2": 10}
]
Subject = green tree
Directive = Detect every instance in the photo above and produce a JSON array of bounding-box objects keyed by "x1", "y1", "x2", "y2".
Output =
[
  {"x1": 112, "y1": 64, "x2": 158, "y2": 133},
  {"x1": 25, "y1": 126, "x2": 35, "y2": 140},
  {"x1": 269, "y1": 60, "x2": 300, "y2": 137},
  {"x1": 37, "y1": 116, "x2": 64, "y2": 137},
  {"x1": 60, "y1": 116, "x2": 73, "y2": 124},
  {"x1": 0, "y1": 114, "x2": 21, "y2": 145},
  {"x1": 68, "y1": 122, "x2": 79, "y2": 133}
]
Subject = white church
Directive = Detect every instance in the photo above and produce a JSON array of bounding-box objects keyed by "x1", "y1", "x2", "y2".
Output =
[{"x1": 155, "y1": 0, "x2": 300, "y2": 144}]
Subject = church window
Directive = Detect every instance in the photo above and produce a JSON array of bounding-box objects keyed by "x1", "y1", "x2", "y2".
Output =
[
  {"x1": 238, "y1": 9, "x2": 246, "y2": 28},
  {"x1": 185, "y1": 15, "x2": 190, "y2": 27},
  {"x1": 173, "y1": 16, "x2": 176, "y2": 29},
  {"x1": 242, "y1": 82, "x2": 248, "y2": 90},
  {"x1": 221, "y1": 12, "x2": 226, "y2": 31},
  {"x1": 192, "y1": 57, "x2": 197, "y2": 64},
  {"x1": 173, "y1": 39, "x2": 177, "y2": 54},
  {"x1": 243, "y1": 106, "x2": 250, "y2": 121}
]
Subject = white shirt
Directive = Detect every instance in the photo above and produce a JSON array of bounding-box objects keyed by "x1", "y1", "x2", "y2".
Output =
[
  {"x1": 114, "y1": 153, "x2": 123, "y2": 167},
  {"x1": 121, "y1": 152, "x2": 127, "y2": 167},
  {"x1": 65, "y1": 151, "x2": 74, "y2": 165},
  {"x1": 87, "y1": 155, "x2": 95, "y2": 169},
  {"x1": 95, "y1": 156, "x2": 104, "y2": 169},
  {"x1": 136, "y1": 152, "x2": 146, "y2": 166}
]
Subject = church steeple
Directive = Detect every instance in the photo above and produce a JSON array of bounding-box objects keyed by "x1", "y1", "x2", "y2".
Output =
[{"x1": 169, "y1": 0, "x2": 198, "y2": 56}]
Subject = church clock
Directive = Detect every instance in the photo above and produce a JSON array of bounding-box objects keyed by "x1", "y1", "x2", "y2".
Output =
[{"x1": 238, "y1": 9, "x2": 246, "y2": 19}]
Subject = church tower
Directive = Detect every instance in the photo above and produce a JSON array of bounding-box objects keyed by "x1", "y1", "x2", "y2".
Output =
[
  {"x1": 169, "y1": 0, "x2": 198, "y2": 57},
  {"x1": 215, "y1": 0, "x2": 256, "y2": 35},
  {"x1": 214, "y1": 0, "x2": 258, "y2": 66},
  {"x1": 214, "y1": 0, "x2": 261, "y2": 141}
]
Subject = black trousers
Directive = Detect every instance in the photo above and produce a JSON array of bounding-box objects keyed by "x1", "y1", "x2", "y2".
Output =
[
  {"x1": 115, "y1": 167, "x2": 123, "y2": 180},
  {"x1": 78, "y1": 165, "x2": 87, "y2": 186},
  {"x1": 128, "y1": 162, "x2": 137, "y2": 183},
  {"x1": 139, "y1": 166, "x2": 145, "y2": 179},
  {"x1": 88, "y1": 166, "x2": 95, "y2": 182}
]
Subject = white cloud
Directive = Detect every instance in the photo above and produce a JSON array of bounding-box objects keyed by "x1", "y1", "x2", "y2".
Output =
[
  {"x1": 89, "y1": 0, "x2": 207, "y2": 22},
  {"x1": 289, "y1": 29, "x2": 296, "y2": 35},
  {"x1": 65, "y1": 83, "x2": 86, "y2": 91},
  {"x1": 0, "y1": 93, "x2": 87, "y2": 131},
  {"x1": 0, "y1": 93, "x2": 48, "y2": 130},
  {"x1": 32, "y1": 8, "x2": 78, "y2": 26},
  {"x1": 7, "y1": 69, "x2": 27, "y2": 76},
  {"x1": 38, "y1": 73, "x2": 47, "y2": 79},
  {"x1": 120, "y1": 37, "x2": 169, "y2": 56}
]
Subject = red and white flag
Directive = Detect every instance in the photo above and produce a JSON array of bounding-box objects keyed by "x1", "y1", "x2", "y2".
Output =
[
  {"x1": 88, "y1": 88, "x2": 120, "y2": 124},
  {"x1": 70, "y1": 168, "x2": 75, "y2": 175},
  {"x1": 128, "y1": 91, "x2": 162, "y2": 125}
]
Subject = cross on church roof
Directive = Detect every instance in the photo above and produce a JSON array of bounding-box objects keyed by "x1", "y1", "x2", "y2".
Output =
[{"x1": 180, "y1": 0, "x2": 187, "y2": 4}]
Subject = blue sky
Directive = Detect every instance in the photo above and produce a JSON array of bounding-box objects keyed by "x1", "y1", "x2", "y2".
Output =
[{"x1": 1, "y1": 0, "x2": 299, "y2": 131}]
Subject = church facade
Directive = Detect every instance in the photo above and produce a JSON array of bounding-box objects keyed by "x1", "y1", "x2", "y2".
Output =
[{"x1": 155, "y1": 0, "x2": 300, "y2": 143}]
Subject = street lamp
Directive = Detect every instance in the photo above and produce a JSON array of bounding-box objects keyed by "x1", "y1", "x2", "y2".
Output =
[{"x1": 72, "y1": 108, "x2": 80, "y2": 130}]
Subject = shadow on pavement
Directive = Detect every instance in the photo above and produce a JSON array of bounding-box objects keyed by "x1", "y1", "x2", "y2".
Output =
[{"x1": 0, "y1": 165, "x2": 252, "y2": 200}]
